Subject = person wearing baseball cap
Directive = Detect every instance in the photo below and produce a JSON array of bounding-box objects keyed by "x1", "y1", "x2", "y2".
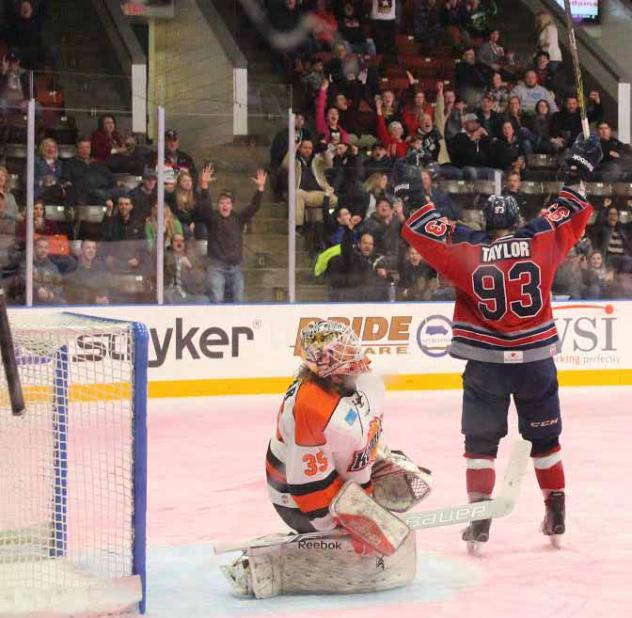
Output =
[
  {"x1": 149, "y1": 129, "x2": 197, "y2": 181},
  {"x1": 447, "y1": 111, "x2": 495, "y2": 179},
  {"x1": 0, "y1": 50, "x2": 29, "y2": 115}
]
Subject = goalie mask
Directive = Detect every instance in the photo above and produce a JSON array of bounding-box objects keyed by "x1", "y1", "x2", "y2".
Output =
[
  {"x1": 483, "y1": 195, "x2": 520, "y2": 232},
  {"x1": 300, "y1": 320, "x2": 370, "y2": 379}
]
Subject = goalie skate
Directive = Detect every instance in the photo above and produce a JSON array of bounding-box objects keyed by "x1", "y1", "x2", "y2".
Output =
[{"x1": 541, "y1": 491, "x2": 565, "y2": 548}]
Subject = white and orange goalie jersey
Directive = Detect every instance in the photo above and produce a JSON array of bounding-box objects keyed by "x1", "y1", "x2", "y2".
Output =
[{"x1": 266, "y1": 373, "x2": 385, "y2": 532}]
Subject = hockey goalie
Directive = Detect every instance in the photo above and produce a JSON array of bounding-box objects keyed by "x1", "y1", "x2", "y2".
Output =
[{"x1": 220, "y1": 320, "x2": 432, "y2": 598}]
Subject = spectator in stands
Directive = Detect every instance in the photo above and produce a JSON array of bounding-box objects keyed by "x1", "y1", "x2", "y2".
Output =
[
  {"x1": 64, "y1": 240, "x2": 111, "y2": 305},
  {"x1": 321, "y1": 201, "x2": 358, "y2": 247},
  {"x1": 535, "y1": 11, "x2": 562, "y2": 72},
  {"x1": 501, "y1": 95, "x2": 529, "y2": 135},
  {"x1": 478, "y1": 29, "x2": 518, "y2": 81},
  {"x1": 440, "y1": 0, "x2": 470, "y2": 48},
  {"x1": 5, "y1": 1, "x2": 44, "y2": 69},
  {"x1": 34, "y1": 138, "x2": 65, "y2": 202},
  {"x1": 270, "y1": 112, "x2": 313, "y2": 184},
  {"x1": 337, "y1": 1, "x2": 376, "y2": 56},
  {"x1": 596, "y1": 121, "x2": 632, "y2": 182},
  {"x1": 413, "y1": 0, "x2": 442, "y2": 50},
  {"x1": 0, "y1": 167, "x2": 19, "y2": 219},
  {"x1": 401, "y1": 72, "x2": 433, "y2": 136},
  {"x1": 370, "y1": 0, "x2": 397, "y2": 58},
  {"x1": 269, "y1": 0, "x2": 312, "y2": 68},
  {"x1": 492, "y1": 121, "x2": 523, "y2": 171},
  {"x1": 15, "y1": 198, "x2": 57, "y2": 245},
  {"x1": 337, "y1": 227, "x2": 389, "y2": 300},
  {"x1": 583, "y1": 249, "x2": 614, "y2": 300},
  {"x1": 172, "y1": 170, "x2": 205, "y2": 237},
  {"x1": 163, "y1": 168, "x2": 177, "y2": 207},
  {"x1": 0, "y1": 50, "x2": 29, "y2": 114},
  {"x1": 328, "y1": 142, "x2": 363, "y2": 204},
  {"x1": 455, "y1": 47, "x2": 488, "y2": 108},
  {"x1": 106, "y1": 134, "x2": 149, "y2": 176},
  {"x1": 435, "y1": 84, "x2": 464, "y2": 157},
  {"x1": 476, "y1": 93, "x2": 502, "y2": 138},
  {"x1": 0, "y1": 190, "x2": 19, "y2": 286},
  {"x1": 90, "y1": 115, "x2": 126, "y2": 163},
  {"x1": 155, "y1": 129, "x2": 197, "y2": 181},
  {"x1": 358, "y1": 197, "x2": 404, "y2": 269},
  {"x1": 376, "y1": 98, "x2": 407, "y2": 158},
  {"x1": 487, "y1": 71, "x2": 510, "y2": 113},
  {"x1": 403, "y1": 134, "x2": 432, "y2": 172},
  {"x1": 300, "y1": 57, "x2": 326, "y2": 99},
  {"x1": 377, "y1": 89, "x2": 401, "y2": 123},
  {"x1": 415, "y1": 113, "x2": 443, "y2": 163},
  {"x1": 195, "y1": 169, "x2": 267, "y2": 304},
  {"x1": 590, "y1": 206, "x2": 632, "y2": 273},
  {"x1": 326, "y1": 41, "x2": 361, "y2": 87},
  {"x1": 283, "y1": 139, "x2": 336, "y2": 238},
  {"x1": 315, "y1": 79, "x2": 350, "y2": 144},
  {"x1": 62, "y1": 137, "x2": 115, "y2": 205},
  {"x1": 510, "y1": 69, "x2": 557, "y2": 116},
  {"x1": 163, "y1": 234, "x2": 209, "y2": 304},
  {"x1": 552, "y1": 246, "x2": 586, "y2": 299},
  {"x1": 398, "y1": 245, "x2": 435, "y2": 300},
  {"x1": 145, "y1": 203, "x2": 183, "y2": 253},
  {"x1": 129, "y1": 167, "x2": 158, "y2": 222},
  {"x1": 31, "y1": 237, "x2": 65, "y2": 304},
  {"x1": 363, "y1": 143, "x2": 394, "y2": 178},
  {"x1": 360, "y1": 171, "x2": 389, "y2": 218},
  {"x1": 551, "y1": 92, "x2": 603, "y2": 147},
  {"x1": 102, "y1": 195, "x2": 145, "y2": 272},
  {"x1": 501, "y1": 171, "x2": 530, "y2": 219},
  {"x1": 448, "y1": 113, "x2": 495, "y2": 180},
  {"x1": 531, "y1": 51, "x2": 564, "y2": 94},
  {"x1": 420, "y1": 169, "x2": 459, "y2": 220},
  {"x1": 521, "y1": 98, "x2": 564, "y2": 155}
]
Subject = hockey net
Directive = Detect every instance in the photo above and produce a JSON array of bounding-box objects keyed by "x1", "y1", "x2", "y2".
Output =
[{"x1": 0, "y1": 312, "x2": 147, "y2": 616}]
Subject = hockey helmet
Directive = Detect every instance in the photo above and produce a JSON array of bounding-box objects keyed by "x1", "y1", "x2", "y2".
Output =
[
  {"x1": 300, "y1": 320, "x2": 370, "y2": 378},
  {"x1": 483, "y1": 194, "x2": 520, "y2": 231}
]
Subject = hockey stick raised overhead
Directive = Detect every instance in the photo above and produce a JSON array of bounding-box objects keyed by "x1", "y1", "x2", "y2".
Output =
[
  {"x1": 562, "y1": 0, "x2": 590, "y2": 140},
  {"x1": 213, "y1": 439, "x2": 531, "y2": 554}
]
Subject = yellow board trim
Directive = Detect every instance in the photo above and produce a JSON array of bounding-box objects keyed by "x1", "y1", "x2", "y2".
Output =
[
  {"x1": 3, "y1": 370, "x2": 631, "y2": 406},
  {"x1": 147, "y1": 369, "x2": 632, "y2": 398}
]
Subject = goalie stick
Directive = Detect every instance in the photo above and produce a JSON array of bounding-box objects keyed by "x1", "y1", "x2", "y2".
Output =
[
  {"x1": 0, "y1": 288, "x2": 25, "y2": 416},
  {"x1": 213, "y1": 439, "x2": 531, "y2": 554}
]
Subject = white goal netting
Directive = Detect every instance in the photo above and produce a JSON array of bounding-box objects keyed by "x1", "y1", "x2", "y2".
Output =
[{"x1": 0, "y1": 312, "x2": 147, "y2": 616}]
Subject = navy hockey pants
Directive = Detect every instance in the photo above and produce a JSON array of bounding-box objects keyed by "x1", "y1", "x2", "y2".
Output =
[{"x1": 461, "y1": 358, "x2": 561, "y2": 457}]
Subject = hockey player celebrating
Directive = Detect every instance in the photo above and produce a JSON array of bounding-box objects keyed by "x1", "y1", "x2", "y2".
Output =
[
  {"x1": 401, "y1": 134, "x2": 603, "y2": 552},
  {"x1": 221, "y1": 320, "x2": 432, "y2": 598}
]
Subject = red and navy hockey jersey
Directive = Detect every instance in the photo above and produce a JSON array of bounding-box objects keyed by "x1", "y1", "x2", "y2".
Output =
[{"x1": 402, "y1": 186, "x2": 592, "y2": 363}]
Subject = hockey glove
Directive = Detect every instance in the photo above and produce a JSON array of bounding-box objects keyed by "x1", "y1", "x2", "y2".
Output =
[{"x1": 564, "y1": 133, "x2": 603, "y2": 183}]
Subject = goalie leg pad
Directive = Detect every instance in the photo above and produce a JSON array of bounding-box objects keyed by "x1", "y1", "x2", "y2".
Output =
[
  {"x1": 330, "y1": 480, "x2": 411, "y2": 555},
  {"x1": 221, "y1": 532, "x2": 417, "y2": 598},
  {"x1": 371, "y1": 450, "x2": 432, "y2": 513}
]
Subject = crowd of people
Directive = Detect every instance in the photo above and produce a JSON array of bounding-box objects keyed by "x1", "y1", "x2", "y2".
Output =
[
  {"x1": 2, "y1": 0, "x2": 632, "y2": 305},
  {"x1": 268, "y1": 0, "x2": 632, "y2": 301},
  {"x1": 0, "y1": 116, "x2": 269, "y2": 304}
]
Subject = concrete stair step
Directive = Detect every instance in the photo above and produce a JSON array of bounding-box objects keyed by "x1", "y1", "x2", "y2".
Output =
[
  {"x1": 247, "y1": 217, "x2": 290, "y2": 235},
  {"x1": 243, "y1": 267, "x2": 316, "y2": 287},
  {"x1": 245, "y1": 283, "x2": 329, "y2": 303}
]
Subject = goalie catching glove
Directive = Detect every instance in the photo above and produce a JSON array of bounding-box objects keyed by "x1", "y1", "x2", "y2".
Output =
[{"x1": 371, "y1": 449, "x2": 432, "y2": 513}]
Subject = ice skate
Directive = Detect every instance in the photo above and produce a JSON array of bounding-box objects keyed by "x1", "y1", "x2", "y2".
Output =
[
  {"x1": 220, "y1": 554, "x2": 253, "y2": 596},
  {"x1": 541, "y1": 491, "x2": 565, "y2": 548},
  {"x1": 462, "y1": 517, "x2": 492, "y2": 555}
]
